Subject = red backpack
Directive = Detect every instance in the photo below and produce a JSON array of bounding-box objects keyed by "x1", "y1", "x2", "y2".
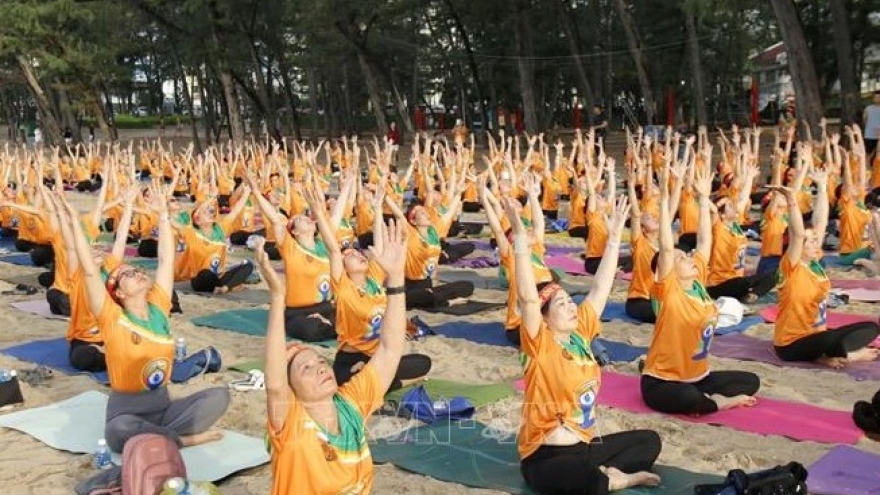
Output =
[{"x1": 121, "y1": 434, "x2": 187, "y2": 495}]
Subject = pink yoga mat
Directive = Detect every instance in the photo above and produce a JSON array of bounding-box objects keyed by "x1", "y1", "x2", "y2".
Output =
[
  {"x1": 832, "y1": 279, "x2": 880, "y2": 290},
  {"x1": 759, "y1": 306, "x2": 876, "y2": 327},
  {"x1": 545, "y1": 255, "x2": 588, "y2": 275},
  {"x1": 599, "y1": 372, "x2": 863, "y2": 444},
  {"x1": 843, "y1": 288, "x2": 880, "y2": 303},
  {"x1": 10, "y1": 300, "x2": 69, "y2": 321}
]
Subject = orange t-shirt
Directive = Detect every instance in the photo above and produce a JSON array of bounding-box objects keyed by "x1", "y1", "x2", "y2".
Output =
[
  {"x1": 568, "y1": 193, "x2": 587, "y2": 230},
  {"x1": 175, "y1": 219, "x2": 235, "y2": 281},
  {"x1": 67, "y1": 256, "x2": 123, "y2": 343},
  {"x1": 707, "y1": 220, "x2": 747, "y2": 287},
  {"x1": 98, "y1": 285, "x2": 174, "y2": 393},
  {"x1": 773, "y1": 258, "x2": 831, "y2": 347},
  {"x1": 404, "y1": 224, "x2": 446, "y2": 281},
  {"x1": 838, "y1": 195, "x2": 871, "y2": 254},
  {"x1": 501, "y1": 245, "x2": 553, "y2": 332},
  {"x1": 678, "y1": 190, "x2": 699, "y2": 235},
  {"x1": 627, "y1": 235, "x2": 657, "y2": 300},
  {"x1": 540, "y1": 176, "x2": 560, "y2": 212},
  {"x1": 518, "y1": 302, "x2": 602, "y2": 459},
  {"x1": 759, "y1": 208, "x2": 788, "y2": 257},
  {"x1": 280, "y1": 237, "x2": 333, "y2": 308},
  {"x1": 584, "y1": 211, "x2": 608, "y2": 258},
  {"x1": 268, "y1": 364, "x2": 383, "y2": 495},
  {"x1": 331, "y1": 263, "x2": 387, "y2": 355},
  {"x1": 17, "y1": 210, "x2": 51, "y2": 244},
  {"x1": 353, "y1": 199, "x2": 374, "y2": 237},
  {"x1": 644, "y1": 253, "x2": 718, "y2": 382}
]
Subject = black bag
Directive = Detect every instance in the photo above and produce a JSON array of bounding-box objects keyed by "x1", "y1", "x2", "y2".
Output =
[
  {"x1": 0, "y1": 374, "x2": 24, "y2": 410},
  {"x1": 694, "y1": 462, "x2": 808, "y2": 495}
]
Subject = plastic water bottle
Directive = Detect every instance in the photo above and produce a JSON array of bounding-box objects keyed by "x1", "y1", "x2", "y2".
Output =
[
  {"x1": 493, "y1": 247, "x2": 499, "y2": 264},
  {"x1": 175, "y1": 338, "x2": 187, "y2": 362},
  {"x1": 246, "y1": 234, "x2": 264, "y2": 251},
  {"x1": 0, "y1": 369, "x2": 15, "y2": 383},
  {"x1": 162, "y1": 477, "x2": 190, "y2": 495},
  {"x1": 93, "y1": 439, "x2": 112, "y2": 470}
]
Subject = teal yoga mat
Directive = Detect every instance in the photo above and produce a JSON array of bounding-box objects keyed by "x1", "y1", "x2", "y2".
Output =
[
  {"x1": 191, "y1": 308, "x2": 337, "y2": 347},
  {"x1": 0, "y1": 391, "x2": 269, "y2": 482},
  {"x1": 371, "y1": 422, "x2": 723, "y2": 494}
]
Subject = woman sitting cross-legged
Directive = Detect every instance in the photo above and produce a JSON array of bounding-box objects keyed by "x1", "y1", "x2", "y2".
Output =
[
  {"x1": 772, "y1": 156, "x2": 880, "y2": 367},
  {"x1": 303, "y1": 181, "x2": 431, "y2": 391},
  {"x1": 641, "y1": 162, "x2": 760, "y2": 416},
  {"x1": 507, "y1": 192, "x2": 663, "y2": 494},
  {"x1": 260, "y1": 219, "x2": 410, "y2": 495},
  {"x1": 63, "y1": 184, "x2": 228, "y2": 453}
]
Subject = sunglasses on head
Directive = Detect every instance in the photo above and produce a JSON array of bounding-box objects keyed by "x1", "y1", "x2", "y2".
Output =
[{"x1": 118, "y1": 267, "x2": 146, "y2": 281}]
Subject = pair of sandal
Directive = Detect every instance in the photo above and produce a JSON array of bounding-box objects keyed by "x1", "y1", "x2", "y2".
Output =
[
  {"x1": 19, "y1": 365, "x2": 54, "y2": 386},
  {"x1": 229, "y1": 370, "x2": 265, "y2": 391},
  {"x1": 1, "y1": 284, "x2": 39, "y2": 296}
]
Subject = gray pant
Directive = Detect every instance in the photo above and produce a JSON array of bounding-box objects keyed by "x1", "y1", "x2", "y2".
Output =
[{"x1": 105, "y1": 386, "x2": 230, "y2": 452}]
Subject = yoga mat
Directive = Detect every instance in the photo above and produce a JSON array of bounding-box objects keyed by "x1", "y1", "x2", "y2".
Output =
[
  {"x1": 546, "y1": 254, "x2": 588, "y2": 275},
  {"x1": 0, "y1": 391, "x2": 269, "y2": 482},
  {"x1": 372, "y1": 422, "x2": 723, "y2": 495},
  {"x1": 173, "y1": 282, "x2": 269, "y2": 305},
  {"x1": 448, "y1": 256, "x2": 499, "y2": 269},
  {"x1": 385, "y1": 379, "x2": 515, "y2": 408},
  {"x1": 759, "y1": 306, "x2": 876, "y2": 327},
  {"x1": 0, "y1": 337, "x2": 109, "y2": 384},
  {"x1": 0, "y1": 273, "x2": 38, "y2": 287},
  {"x1": 429, "y1": 320, "x2": 648, "y2": 362},
  {"x1": 440, "y1": 269, "x2": 504, "y2": 290},
  {"x1": 450, "y1": 239, "x2": 583, "y2": 257},
  {"x1": 129, "y1": 258, "x2": 158, "y2": 270},
  {"x1": 598, "y1": 301, "x2": 645, "y2": 325},
  {"x1": 711, "y1": 333, "x2": 880, "y2": 381},
  {"x1": 600, "y1": 372, "x2": 863, "y2": 444},
  {"x1": 229, "y1": 360, "x2": 264, "y2": 373},
  {"x1": 833, "y1": 279, "x2": 880, "y2": 290},
  {"x1": 419, "y1": 300, "x2": 505, "y2": 316},
  {"x1": 0, "y1": 253, "x2": 34, "y2": 266},
  {"x1": 10, "y1": 299, "x2": 69, "y2": 320},
  {"x1": 190, "y1": 309, "x2": 337, "y2": 347},
  {"x1": 713, "y1": 315, "x2": 764, "y2": 336},
  {"x1": 844, "y1": 288, "x2": 880, "y2": 302},
  {"x1": 808, "y1": 445, "x2": 880, "y2": 495}
]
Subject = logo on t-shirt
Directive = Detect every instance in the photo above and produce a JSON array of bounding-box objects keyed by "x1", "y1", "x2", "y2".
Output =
[
  {"x1": 425, "y1": 260, "x2": 436, "y2": 278},
  {"x1": 209, "y1": 256, "x2": 221, "y2": 274},
  {"x1": 813, "y1": 300, "x2": 827, "y2": 328},
  {"x1": 10, "y1": 216, "x2": 19, "y2": 228},
  {"x1": 735, "y1": 247, "x2": 746, "y2": 270},
  {"x1": 691, "y1": 322, "x2": 715, "y2": 360},
  {"x1": 574, "y1": 379, "x2": 598, "y2": 429},
  {"x1": 141, "y1": 358, "x2": 169, "y2": 390},
  {"x1": 317, "y1": 275, "x2": 332, "y2": 303},
  {"x1": 364, "y1": 309, "x2": 385, "y2": 341}
]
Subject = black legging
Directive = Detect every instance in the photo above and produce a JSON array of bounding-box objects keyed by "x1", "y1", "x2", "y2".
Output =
[
  {"x1": 284, "y1": 302, "x2": 337, "y2": 342},
  {"x1": 69, "y1": 339, "x2": 107, "y2": 372},
  {"x1": 521, "y1": 430, "x2": 662, "y2": 495},
  {"x1": 707, "y1": 270, "x2": 777, "y2": 301},
  {"x1": 138, "y1": 239, "x2": 158, "y2": 258},
  {"x1": 38, "y1": 270, "x2": 54, "y2": 288},
  {"x1": 462, "y1": 202, "x2": 481, "y2": 213},
  {"x1": 625, "y1": 298, "x2": 655, "y2": 324},
  {"x1": 404, "y1": 278, "x2": 475, "y2": 309},
  {"x1": 641, "y1": 371, "x2": 761, "y2": 415},
  {"x1": 14, "y1": 238, "x2": 33, "y2": 252},
  {"x1": 677, "y1": 233, "x2": 697, "y2": 252},
  {"x1": 27, "y1": 243, "x2": 54, "y2": 267},
  {"x1": 774, "y1": 322, "x2": 880, "y2": 362},
  {"x1": 46, "y1": 288, "x2": 70, "y2": 316},
  {"x1": 439, "y1": 240, "x2": 475, "y2": 265},
  {"x1": 190, "y1": 261, "x2": 254, "y2": 293},
  {"x1": 584, "y1": 255, "x2": 633, "y2": 275},
  {"x1": 229, "y1": 229, "x2": 265, "y2": 246},
  {"x1": 264, "y1": 241, "x2": 281, "y2": 261},
  {"x1": 568, "y1": 226, "x2": 588, "y2": 239},
  {"x1": 505, "y1": 328, "x2": 521, "y2": 346},
  {"x1": 543, "y1": 209, "x2": 559, "y2": 220},
  {"x1": 333, "y1": 350, "x2": 432, "y2": 392}
]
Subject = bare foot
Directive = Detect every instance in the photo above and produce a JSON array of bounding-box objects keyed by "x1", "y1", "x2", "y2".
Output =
[
  {"x1": 604, "y1": 466, "x2": 661, "y2": 490},
  {"x1": 229, "y1": 284, "x2": 246, "y2": 293},
  {"x1": 817, "y1": 356, "x2": 848, "y2": 369},
  {"x1": 854, "y1": 258, "x2": 878, "y2": 276},
  {"x1": 847, "y1": 347, "x2": 880, "y2": 362},
  {"x1": 180, "y1": 430, "x2": 224, "y2": 447},
  {"x1": 213, "y1": 285, "x2": 229, "y2": 295},
  {"x1": 710, "y1": 394, "x2": 758, "y2": 410}
]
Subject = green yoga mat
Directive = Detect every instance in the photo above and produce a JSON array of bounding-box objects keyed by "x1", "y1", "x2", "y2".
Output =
[
  {"x1": 372, "y1": 422, "x2": 723, "y2": 495},
  {"x1": 385, "y1": 379, "x2": 515, "y2": 408},
  {"x1": 229, "y1": 360, "x2": 265, "y2": 373},
  {"x1": 191, "y1": 308, "x2": 337, "y2": 347},
  {"x1": 129, "y1": 258, "x2": 158, "y2": 270}
]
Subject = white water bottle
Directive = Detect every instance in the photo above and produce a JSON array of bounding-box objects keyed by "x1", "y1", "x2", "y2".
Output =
[
  {"x1": 93, "y1": 439, "x2": 112, "y2": 470},
  {"x1": 0, "y1": 369, "x2": 15, "y2": 383},
  {"x1": 175, "y1": 338, "x2": 187, "y2": 362}
]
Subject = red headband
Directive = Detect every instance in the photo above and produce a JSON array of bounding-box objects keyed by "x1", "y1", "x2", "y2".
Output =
[
  {"x1": 538, "y1": 283, "x2": 562, "y2": 308},
  {"x1": 105, "y1": 264, "x2": 134, "y2": 303}
]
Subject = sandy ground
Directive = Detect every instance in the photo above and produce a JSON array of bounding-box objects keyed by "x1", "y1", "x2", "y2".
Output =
[{"x1": 0, "y1": 186, "x2": 879, "y2": 494}]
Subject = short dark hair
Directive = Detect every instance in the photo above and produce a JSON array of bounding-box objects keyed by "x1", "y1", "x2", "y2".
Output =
[{"x1": 536, "y1": 281, "x2": 554, "y2": 314}]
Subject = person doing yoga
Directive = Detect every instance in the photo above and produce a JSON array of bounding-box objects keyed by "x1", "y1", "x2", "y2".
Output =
[
  {"x1": 508, "y1": 192, "x2": 663, "y2": 494},
  {"x1": 64, "y1": 184, "x2": 228, "y2": 453},
  {"x1": 641, "y1": 162, "x2": 760, "y2": 416},
  {"x1": 304, "y1": 181, "x2": 431, "y2": 391},
  {"x1": 261, "y1": 219, "x2": 409, "y2": 495},
  {"x1": 772, "y1": 154, "x2": 880, "y2": 367}
]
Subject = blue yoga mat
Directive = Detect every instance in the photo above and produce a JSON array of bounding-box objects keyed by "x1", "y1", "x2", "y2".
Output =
[
  {"x1": 597, "y1": 300, "x2": 646, "y2": 325},
  {"x1": 431, "y1": 321, "x2": 647, "y2": 362},
  {"x1": 0, "y1": 337, "x2": 109, "y2": 384},
  {"x1": 0, "y1": 252, "x2": 34, "y2": 266},
  {"x1": 713, "y1": 315, "x2": 764, "y2": 336}
]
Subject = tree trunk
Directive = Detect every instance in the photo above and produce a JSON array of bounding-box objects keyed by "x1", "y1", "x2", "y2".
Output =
[
  {"x1": 171, "y1": 43, "x2": 201, "y2": 152},
  {"x1": 89, "y1": 87, "x2": 115, "y2": 141},
  {"x1": 356, "y1": 51, "x2": 389, "y2": 133},
  {"x1": 513, "y1": 0, "x2": 538, "y2": 133},
  {"x1": 277, "y1": 58, "x2": 302, "y2": 140},
  {"x1": 216, "y1": 66, "x2": 244, "y2": 143},
  {"x1": 440, "y1": 0, "x2": 487, "y2": 133},
  {"x1": 17, "y1": 56, "x2": 62, "y2": 145},
  {"x1": 683, "y1": 2, "x2": 708, "y2": 126},
  {"x1": 769, "y1": 0, "x2": 824, "y2": 137},
  {"x1": 54, "y1": 80, "x2": 81, "y2": 141},
  {"x1": 613, "y1": 0, "x2": 656, "y2": 125},
  {"x1": 559, "y1": 0, "x2": 596, "y2": 107},
  {"x1": 828, "y1": 0, "x2": 859, "y2": 125}
]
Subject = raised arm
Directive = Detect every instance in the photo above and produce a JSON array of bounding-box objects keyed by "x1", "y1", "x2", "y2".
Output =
[
  {"x1": 522, "y1": 171, "x2": 544, "y2": 245},
  {"x1": 775, "y1": 166, "x2": 807, "y2": 265},
  {"x1": 146, "y1": 184, "x2": 175, "y2": 296},
  {"x1": 255, "y1": 238, "x2": 290, "y2": 433},
  {"x1": 810, "y1": 165, "x2": 829, "y2": 240},
  {"x1": 110, "y1": 186, "x2": 139, "y2": 261},
  {"x1": 245, "y1": 173, "x2": 287, "y2": 246},
  {"x1": 481, "y1": 178, "x2": 510, "y2": 255},
  {"x1": 585, "y1": 195, "x2": 630, "y2": 315},
  {"x1": 365, "y1": 219, "x2": 408, "y2": 393},
  {"x1": 61, "y1": 194, "x2": 106, "y2": 317},
  {"x1": 503, "y1": 197, "x2": 542, "y2": 340},
  {"x1": 304, "y1": 183, "x2": 343, "y2": 282},
  {"x1": 693, "y1": 164, "x2": 714, "y2": 262}
]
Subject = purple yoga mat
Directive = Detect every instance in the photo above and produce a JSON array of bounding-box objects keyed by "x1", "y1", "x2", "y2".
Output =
[
  {"x1": 711, "y1": 333, "x2": 880, "y2": 381},
  {"x1": 449, "y1": 256, "x2": 499, "y2": 269},
  {"x1": 449, "y1": 239, "x2": 583, "y2": 256},
  {"x1": 833, "y1": 278, "x2": 880, "y2": 290},
  {"x1": 808, "y1": 445, "x2": 880, "y2": 495}
]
